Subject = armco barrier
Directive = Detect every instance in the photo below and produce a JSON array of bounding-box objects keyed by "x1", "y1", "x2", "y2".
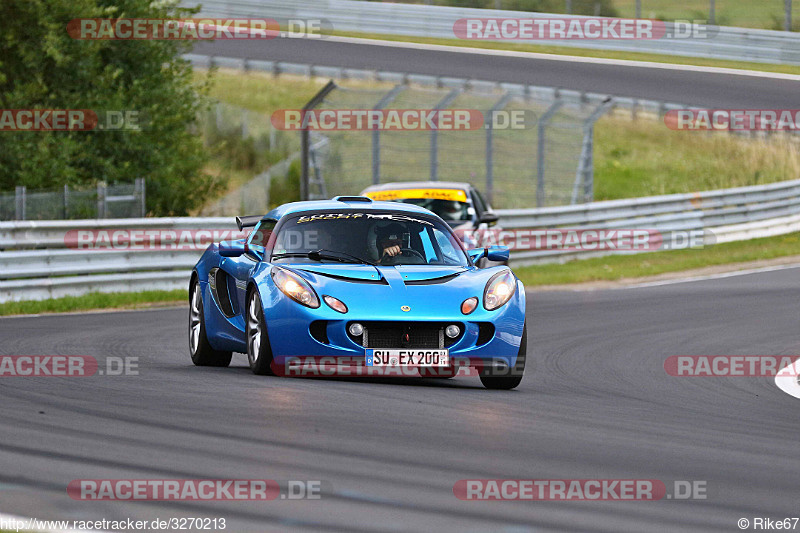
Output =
[
  {"x1": 183, "y1": 0, "x2": 800, "y2": 66},
  {"x1": 2, "y1": 180, "x2": 800, "y2": 302}
]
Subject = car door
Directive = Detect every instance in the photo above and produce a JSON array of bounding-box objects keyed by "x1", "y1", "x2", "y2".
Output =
[{"x1": 220, "y1": 219, "x2": 276, "y2": 317}]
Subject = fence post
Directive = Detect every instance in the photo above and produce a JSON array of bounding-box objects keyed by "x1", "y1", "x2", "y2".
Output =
[
  {"x1": 371, "y1": 84, "x2": 406, "y2": 185},
  {"x1": 430, "y1": 88, "x2": 462, "y2": 182},
  {"x1": 787, "y1": 0, "x2": 793, "y2": 31},
  {"x1": 635, "y1": 0, "x2": 641, "y2": 18},
  {"x1": 709, "y1": 0, "x2": 715, "y2": 25},
  {"x1": 300, "y1": 81, "x2": 337, "y2": 201},
  {"x1": 135, "y1": 178, "x2": 146, "y2": 217},
  {"x1": 571, "y1": 98, "x2": 613, "y2": 204},
  {"x1": 485, "y1": 92, "x2": 512, "y2": 205},
  {"x1": 63, "y1": 184, "x2": 69, "y2": 219},
  {"x1": 97, "y1": 181, "x2": 106, "y2": 219},
  {"x1": 14, "y1": 186, "x2": 25, "y2": 221},
  {"x1": 536, "y1": 100, "x2": 564, "y2": 208}
]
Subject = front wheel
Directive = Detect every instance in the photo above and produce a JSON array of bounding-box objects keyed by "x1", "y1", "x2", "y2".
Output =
[
  {"x1": 480, "y1": 323, "x2": 526, "y2": 390},
  {"x1": 189, "y1": 279, "x2": 232, "y2": 367},
  {"x1": 246, "y1": 290, "x2": 275, "y2": 375}
]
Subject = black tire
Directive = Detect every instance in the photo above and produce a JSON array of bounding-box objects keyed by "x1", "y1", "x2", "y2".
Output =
[
  {"x1": 480, "y1": 322, "x2": 526, "y2": 390},
  {"x1": 189, "y1": 279, "x2": 232, "y2": 367},
  {"x1": 246, "y1": 290, "x2": 275, "y2": 376}
]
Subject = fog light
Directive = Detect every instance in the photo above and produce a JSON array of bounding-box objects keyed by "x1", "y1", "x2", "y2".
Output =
[
  {"x1": 349, "y1": 323, "x2": 364, "y2": 336},
  {"x1": 445, "y1": 324, "x2": 461, "y2": 339}
]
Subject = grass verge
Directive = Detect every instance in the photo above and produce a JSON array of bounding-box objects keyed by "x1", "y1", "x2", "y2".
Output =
[
  {"x1": 201, "y1": 69, "x2": 395, "y2": 117},
  {"x1": 0, "y1": 290, "x2": 186, "y2": 317},
  {"x1": 594, "y1": 116, "x2": 800, "y2": 199},
  {"x1": 515, "y1": 232, "x2": 800, "y2": 286}
]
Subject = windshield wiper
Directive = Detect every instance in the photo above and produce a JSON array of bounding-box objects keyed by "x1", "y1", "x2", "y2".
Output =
[
  {"x1": 309, "y1": 249, "x2": 376, "y2": 266},
  {"x1": 271, "y1": 249, "x2": 375, "y2": 266}
]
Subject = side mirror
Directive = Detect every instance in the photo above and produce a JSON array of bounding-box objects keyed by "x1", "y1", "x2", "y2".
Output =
[
  {"x1": 486, "y1": 245, "x2": 510, "y2": 262},
  {"x1": 479, "y1": 212, "x2": 499, "y2": 227},
  {"x1": 466, "y1": 248, "x2": 485, "y2": 263},
  {"x1": 219, "y1": 241, "x2": 246, "y2": 257}
]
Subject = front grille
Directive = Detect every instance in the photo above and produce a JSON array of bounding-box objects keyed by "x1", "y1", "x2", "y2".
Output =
[{"x1": 354, "y1": 322, "x2": 462, "y2": 349}]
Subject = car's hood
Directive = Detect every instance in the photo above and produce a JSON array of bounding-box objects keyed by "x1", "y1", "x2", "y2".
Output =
[
  {"x1": 257, "y1": 263, "x2": 515, "y2": 320},
  {"x1": 294, "y1": 264, "x2": 468, "y2": 283},
  {"x1": 293, "y1": 264, "x2": 382, "y2": 282}
]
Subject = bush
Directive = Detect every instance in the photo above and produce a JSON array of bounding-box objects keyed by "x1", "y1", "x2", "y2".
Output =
[{"x1": 0, "y1": 0, "x2": 223, "y2": 215}]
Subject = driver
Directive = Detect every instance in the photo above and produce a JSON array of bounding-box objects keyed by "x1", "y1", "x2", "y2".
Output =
[
  {"x1": 438, "y1": 200, "x2": 464, "y2": 221},
  {"x1": 376, "y1": 223, "x2": 406, "y2": 262}
]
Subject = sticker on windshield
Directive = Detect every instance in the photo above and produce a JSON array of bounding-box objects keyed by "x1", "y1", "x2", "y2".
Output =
[
  {"x1": 365, "y1": 188, "x2": 468, "y2": 202},
  {"x1": 367, "y1": 213, "x2": 433, "y2": 226},
  {"x1": 295, "y1": 213, "x2": 433, "y2": 226},
  {"x1": 297, "y1": 213, "x2": 365, "y2": 223}
]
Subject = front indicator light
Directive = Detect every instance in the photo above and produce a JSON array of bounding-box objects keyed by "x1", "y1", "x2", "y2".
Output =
[
  {"x1": 461, "y1": 297, "x2": 478, "y2": 315},
  {"x1": 484, "y1": 270, "x2": 516, "y2": 311},
  {"x1": 272, "y1": 267, "x2": 320, "y2": 308},
  {"x1": 323, "y1": 295, "x2": 348, "y2": 314}
]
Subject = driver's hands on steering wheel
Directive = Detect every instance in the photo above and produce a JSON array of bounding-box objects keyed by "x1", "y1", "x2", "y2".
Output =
[{"x1": 382, "y1": 245, "x2": 401, "y2": 258}]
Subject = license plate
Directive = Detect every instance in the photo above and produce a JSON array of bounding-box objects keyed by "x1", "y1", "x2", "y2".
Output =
[{"x1": 366, "y1": 349, "x2": 449, "y2": 367}]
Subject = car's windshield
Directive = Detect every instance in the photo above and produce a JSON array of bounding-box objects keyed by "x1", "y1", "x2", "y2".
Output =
[{"x1": 271, "y1": 211, "x2": 469, "y2": 266}]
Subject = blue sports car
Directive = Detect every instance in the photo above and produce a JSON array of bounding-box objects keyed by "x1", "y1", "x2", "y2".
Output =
[{"x1": 189, "y1": 196, "x2": 527, "y2": 389}]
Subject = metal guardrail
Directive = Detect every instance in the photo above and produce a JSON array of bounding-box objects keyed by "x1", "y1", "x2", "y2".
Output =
[
  {"x1": 3, "y1": 180, "x2": 800, "y2": 301},
  {"x1": 185, "y1": 0, "x2": 800, "y2": 65},
  {"x1": 496, "y1": 179, "x2": 800, "y2": 263},
  {"x1": 0, "y1": 217, "x2": 232, "y2": 302}
]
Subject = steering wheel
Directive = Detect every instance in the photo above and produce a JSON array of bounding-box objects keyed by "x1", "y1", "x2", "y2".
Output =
[
  {"x1": 381, "y1": 247, "x2": 425, "y2": 264},
  {"x1": 399, "y1": 248, "x2": 425, "y2": 261}
]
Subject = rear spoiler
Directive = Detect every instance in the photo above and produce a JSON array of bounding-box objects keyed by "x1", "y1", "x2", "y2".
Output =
[{"x1": 235, "y1": 215, "x2": 264, "y2": 231}]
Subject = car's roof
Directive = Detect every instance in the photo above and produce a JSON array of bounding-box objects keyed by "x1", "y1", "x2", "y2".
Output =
[
  {"x1": 264, "y1": 197, "x2": 436, "y2": 221},
  {"x1": 360, "y1": 181, "x2": 473, "y2": 193}
]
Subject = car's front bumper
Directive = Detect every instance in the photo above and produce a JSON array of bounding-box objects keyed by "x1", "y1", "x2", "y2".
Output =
[{"x1": 259, "y1": 279, "x2": 526, "y2": 372}]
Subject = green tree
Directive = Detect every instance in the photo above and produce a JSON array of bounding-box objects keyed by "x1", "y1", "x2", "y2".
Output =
[{"x1": 0, "y1": 0, "x2": 221, "y2": 215}]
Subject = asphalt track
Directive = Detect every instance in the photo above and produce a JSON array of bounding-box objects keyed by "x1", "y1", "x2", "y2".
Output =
[
  {"x1": 0, "y1": 266, "x2": 797, "y2": 532},
  {"x1": 194, "y1": 37, "x2": 800, "y2": 108}
]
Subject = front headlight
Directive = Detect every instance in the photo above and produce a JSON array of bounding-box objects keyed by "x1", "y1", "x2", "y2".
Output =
[
  {"x1": 272, "y1": 267, "x2": 320, "y2": 308},
  {"x1": 483, "y1": 270, "x2": 516, "y2": 311}
]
